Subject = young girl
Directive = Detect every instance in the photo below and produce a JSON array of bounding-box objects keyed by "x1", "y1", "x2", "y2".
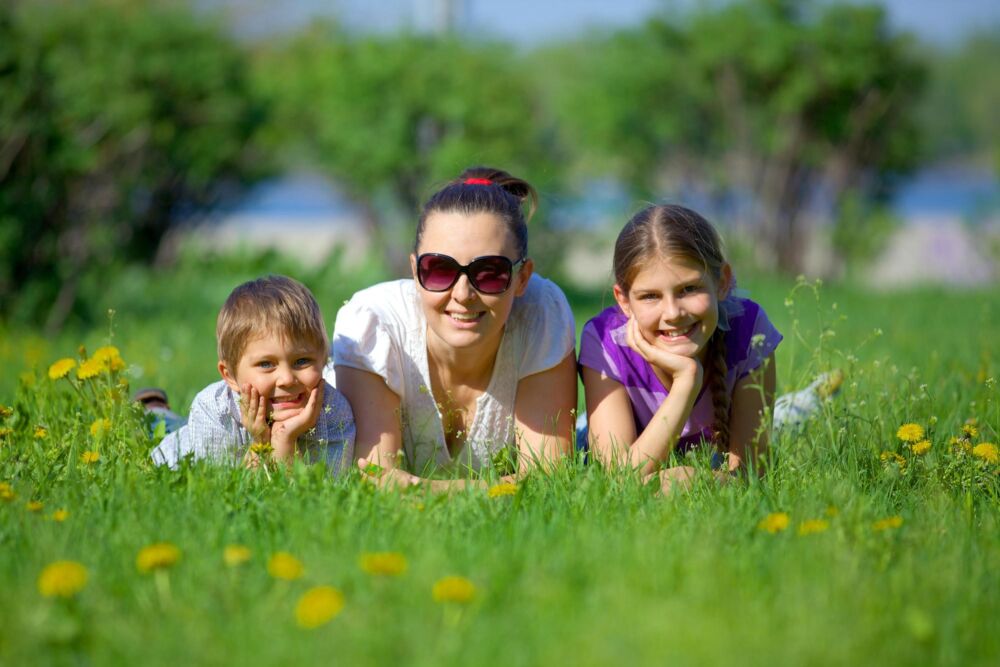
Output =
[{"x1": 579, "y1": 204, "x2": 781, "y2": 492}]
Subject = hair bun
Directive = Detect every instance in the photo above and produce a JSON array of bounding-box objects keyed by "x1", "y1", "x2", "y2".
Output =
[{"x1": 457, "y1": 166, "x2": 537, "y2": 221}]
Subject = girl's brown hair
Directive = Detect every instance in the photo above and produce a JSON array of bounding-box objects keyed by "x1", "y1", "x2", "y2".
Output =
[
  {"x1": 414, "y1": 166, "x2": 537, "y2": 258},
  {"x1": 613, "y1": 204, "x2": 733, "y2": 451}
]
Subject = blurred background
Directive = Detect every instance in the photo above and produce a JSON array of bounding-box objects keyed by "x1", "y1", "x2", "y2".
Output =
[{"x1": 1, "y1": 0, "x2": 999, "y2": 398}]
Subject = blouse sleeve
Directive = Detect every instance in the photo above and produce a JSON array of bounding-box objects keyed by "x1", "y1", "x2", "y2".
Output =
[
  {"x1": 515, "y1": 276, "x2": 576, "y2": 379},
  {"x1": 578, "y1": 318, "x2": 622, "y2": 382},
  {"x1": 732, "y1": 303, "x2": 782, "y2": 382},
  {"x1": 331, "y1": 288, "x2": 406, "y2": 397}
]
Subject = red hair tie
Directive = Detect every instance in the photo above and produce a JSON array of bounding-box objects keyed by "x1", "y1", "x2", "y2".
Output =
[{"x1": 463, "y1": 178, "x2": 493, "y2": 185}]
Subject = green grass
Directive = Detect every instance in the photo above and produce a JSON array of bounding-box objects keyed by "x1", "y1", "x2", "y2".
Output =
[{"x1": 1, "y1": 250, "x2": 998, "y2": 666}]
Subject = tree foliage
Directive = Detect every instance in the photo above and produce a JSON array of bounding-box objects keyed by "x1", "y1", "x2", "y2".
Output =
[
  {"x1": 251, "y1": 25, "x2": 559, "y2": 271},
  {"x1": 0, "y1": 0, "x2": 265, "y2": 329},
  {"x1": 545, "y1": 0, "x2": 925, "y2": 273}
]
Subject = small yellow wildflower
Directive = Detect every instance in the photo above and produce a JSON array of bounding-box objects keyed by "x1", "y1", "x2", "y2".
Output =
[
  {"x1": 962, "y1": 420, "x2": 979, "y2": 439},
  {"x1": 972, "y1": 443, "x2": 999, "y2": 465},
  {"x1": 0, "y1": 482, "x2": 16, "y2": 502},
  {"x1": 90, "y1": 418, "x2": 111, "y2": 437},
  {"x1": 76, "y1": 358, "x2": 103, "y2": 380},
  {"x1": 487, "y1": 482, "x2": 518, "y2": 498},
  {"x1": 0, "y1": 427, "x2": 13, "y2": 440},
  {"x1": 52, "y1": 509, "x2": 69, "y2": 522},
  {"x1": 757, "y1": 512, "x2": 790, "y2": 534},
  {"x1": 136, "y1": 543, "x2": 181, "y2": 573},
  {"x1": 896, "y1": 423, "x2": 925, "y2": 443},
  {"x1": 92, "y1": 346, "x2": 123, "y2": 367},
  {"x1": 295, "y1": 586, "x2": 345, "y2": 629},
  {"x1": 359, "y1": 552, "x2": 408, "y2": 576},
  {"x1": 797, "y1": 519, "x2": 830, "y2": 536},
  {"x1": 0, "y1": 404, "x2": 13, "y2": 419},
  {"x1": 34, "y1": 426, "x2": 48, "y2": 439},
  {"x1": 910, "y1": 440, "x2": 931, "y2": 456},
  {"x1": 267, "y1": 552, "x2": 304, "y2": 581},
  {"x1": 47, "y1": 358, "x2": 77, "y2": 380},
  {"x1": 37, "y1": 561, "x2": 88, "y2": 598},
  {"x1": 80, "y1": 451, "x2": 100, "y2": 464},
  {"x1": 432, "y1": 576, "x2": 477, "y2": 604},
  {"x1": 223, "y1": 545, "x2": 252, "y2": 567},
  {"x1": 873, "y1": 516, "x2": 904, "y2": 531},
  {"x1": 27, "y1": 500, "x2": 44, "y2": 512},
  {"x1": 880, "y1": 451, "x2": 907, "y2": 469},
  {"x1": 824, "y1": 505, "x2": 839, "y2": 518},
  {"x1": 250, "y1": 442, "x2": 273, "y2": 457}
]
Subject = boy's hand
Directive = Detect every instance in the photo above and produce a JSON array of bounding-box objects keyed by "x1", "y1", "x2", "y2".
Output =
[
  {"x1": 239, "y1": 384, "x2": 271, "y2": 445},
  {"x1": 270, "y1": 382, "x2": 324, "y2": 460}
]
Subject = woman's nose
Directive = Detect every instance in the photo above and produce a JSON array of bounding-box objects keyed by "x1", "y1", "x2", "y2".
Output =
[{"x1": 451, "y1": 273, "x2": 476, "y2": 302}]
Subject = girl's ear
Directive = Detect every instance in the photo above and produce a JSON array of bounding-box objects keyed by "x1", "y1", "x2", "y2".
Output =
[
  {"x1": 218, "y1": 361, "x2": 240, "y2": 393},
  {"x1": 717, "y1": 263, "x2": 734, "y2": 299},
  {"x1": 409, "y1": 254, "x2": 418, "y2": 282},
  {"x1": 513, "y1": 258, "x2": 534, "y2": 297},
  {"x1": 613, "y1": 284, "x2": 631, "y2": 316}
]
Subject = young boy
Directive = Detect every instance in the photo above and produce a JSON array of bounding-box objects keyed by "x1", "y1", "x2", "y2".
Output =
[{"x1": 150, "y1": 275, "x2": 355, "y2": 474}]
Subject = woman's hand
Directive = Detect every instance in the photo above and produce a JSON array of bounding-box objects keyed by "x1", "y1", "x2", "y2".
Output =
[
  {"x1": 357, "y1": 457, "x2": 420, "y2": 489},
  {"x1": 625, "y1": 316, "x2": 703, "y2": 389}
]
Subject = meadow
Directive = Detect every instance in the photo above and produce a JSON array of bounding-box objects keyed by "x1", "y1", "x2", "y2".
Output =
[{"x1": 1, "y1": 247, "x2": 998, "y2": 666}]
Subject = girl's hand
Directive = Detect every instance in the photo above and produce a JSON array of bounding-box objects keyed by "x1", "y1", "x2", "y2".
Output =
[
  {"x1": 239, "y1": 384, "x2": 271, "y2": 445},
  {"x1": 625, "y1": 316, "x2": 703, "y2": 388},
  {"x1": 270, "y1": 383, "x2": 324, "y2": 460}
]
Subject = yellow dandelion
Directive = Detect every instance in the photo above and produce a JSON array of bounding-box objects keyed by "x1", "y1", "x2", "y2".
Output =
[
  {"x1": 92, "y1": 346, "x2": 121, "y2": 364},
  {"x1": 27, "y1": 500, "x2": 44, "y2": 512},
  {"x1": 34, "y1": 426, "x2": 48, "y2": 439},
  {"x1": 972, "y1": 443, "x2": 999, "y2": 465},
  {"x1": 37, "y1": 561, "x2": 88, "y2": 598},
  {"x1": 136, "y1": 542, "x2": 181, "y2": 573},
  {"x1": 90, "y1": 418, "x2": 111, "y2": 437},
  {"x1": 76, "y1": 357, "x2": 103, "y2": 380},
  {"x1": 0, "y1": 482, "x2": 16, "y2": 502},
  {"x1": 295, "y1": 586, "x2": 345, "y2": 629},
  {"x1": 0, "y1": 427, "x2": 12, "y2": 440},
  {"x1": 47, "y1": 358, "x2": 77, "y2": 380},
  {"x1": 873, "y1": 516, "x2": 904, "y2": 532},
  {"x1": 487, "y1": 482, "x2": 518, "y2": 498},
  {"x1": 880, "y1": 451, "x2": 907, "y2": 469},
  {"x1": 52, "y1": 509, "x2": 69, "y2": 522},
  {"x1": 432, "y1": 576, "x2": 477, "y2": 604},
  {"x1": 0, "y1": 404, "x2": 13, "y2": 419},
  {"x1": 910, "y1": 440, "x2": 931, "y2": 456},
  {"x1": 359, "y1": 552, "x2": 408, "y2": 576},
  {"x1": 896, "y1": 423, "x2": 925, "y2": 443},
  {"x1": 267, "y1": 552, "x2": 304, "y2": 581},
  {"x1": 962, "y1": 421, "x2": 979, "y2": 439},
  {"x1": 824, "y1": 505, "x2": 839, "y2": 518},
  {"x1": 223, "y1": 545, "x2": 252, "y2": 567},
  {"x1": 757, "y1": 512, "x2": 789, "y2": 534},
  {"x1": 80, "y1": 450, "x2": 100, "y2": 464},
  {"x1": 797, "y1": 519, "x2": 830, "y2": 536}
]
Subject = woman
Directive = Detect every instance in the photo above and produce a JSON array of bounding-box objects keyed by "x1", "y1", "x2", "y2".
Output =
[{"x1": 329, "y1": 167, "x2": 577, "y2": 490}]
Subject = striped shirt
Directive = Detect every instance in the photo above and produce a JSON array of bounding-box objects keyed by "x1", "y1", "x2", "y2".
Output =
[{"x1": 150, "y1": 380, "x2": 355, "y2": 475}]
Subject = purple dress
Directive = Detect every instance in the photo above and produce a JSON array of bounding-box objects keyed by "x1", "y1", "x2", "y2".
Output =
[{"x1": 578, "y1": 297, "x2": 782, "y2": 451}]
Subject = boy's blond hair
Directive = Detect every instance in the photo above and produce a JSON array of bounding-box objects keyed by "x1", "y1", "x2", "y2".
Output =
[{"x1": 216, "y1": 275, "x2": 329, "y2": 370}]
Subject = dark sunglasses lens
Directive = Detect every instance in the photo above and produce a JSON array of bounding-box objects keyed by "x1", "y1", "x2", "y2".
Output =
[
  {"x1": 418, "y1": 255, "x2": 460, "y2": 291},
  {"x1": 469, "y1": 257, "x2": 513, "y2": 294}
]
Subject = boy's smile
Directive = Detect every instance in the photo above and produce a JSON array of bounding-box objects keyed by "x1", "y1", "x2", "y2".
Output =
[{"x1": 219, "y1": 333, "x2": 325, "y2": 421}]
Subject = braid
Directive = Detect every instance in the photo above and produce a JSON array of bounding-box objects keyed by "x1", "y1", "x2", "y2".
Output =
[{"x1": 708, "y1": 330, "x2": 730, "y2": 452}]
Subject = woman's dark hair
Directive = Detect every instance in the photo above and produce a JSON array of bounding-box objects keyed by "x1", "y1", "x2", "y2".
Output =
[
  {"x1": 613, "y1": 204, "x2": 734, "y2": 452},
  {"x1": 414, "y1": 166, "x2": 537, "y2": 258}
]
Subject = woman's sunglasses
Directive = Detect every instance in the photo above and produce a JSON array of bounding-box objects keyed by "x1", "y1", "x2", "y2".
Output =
[{"x1": 416, "y1": 253, "x2": 526, "y2": 295}]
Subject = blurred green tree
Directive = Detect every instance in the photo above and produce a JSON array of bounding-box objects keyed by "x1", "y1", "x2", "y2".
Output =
[
  {"x1": 0, "y1": 0, "x2": 265, "y2": 330},
  {"x1": 919, "y1": 30, "x2": 1000, "y2": 172},
  {"x1": 251, "y1": 25, "x2": 558, "y2": 272},
  {"x1": 545, "y1": 0, "x2": 925, "y2": 273}
]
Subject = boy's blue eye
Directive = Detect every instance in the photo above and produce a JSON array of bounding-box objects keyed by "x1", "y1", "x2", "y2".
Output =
[
  {"x1": 294, "y1": 357, "x2": 313, "y2": 367},
  {"x1": 257, "y1": 361, "x2": 275, "y2": 369}
]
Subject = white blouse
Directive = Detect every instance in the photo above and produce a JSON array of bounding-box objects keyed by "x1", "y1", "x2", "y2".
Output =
[{"x1": 327, "y1": 275, "x2": 575, "y2": 475}]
